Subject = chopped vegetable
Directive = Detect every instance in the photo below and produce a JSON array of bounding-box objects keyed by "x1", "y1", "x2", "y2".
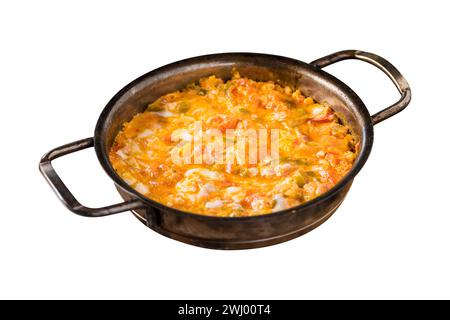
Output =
[
  {"x1": 176, "y1": 102, "x2": 190, "y2": 113},
  {"x1": 147, "y1": 104, "x2": 164, "y2": 112},
  {"x1": 109, "y1": 72, "x2": 358, "y2": 217}
]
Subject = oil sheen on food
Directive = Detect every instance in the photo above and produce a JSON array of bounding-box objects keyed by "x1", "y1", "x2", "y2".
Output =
[{"x1": 109, "y1": 72, "x2": 358, "y2": 217}]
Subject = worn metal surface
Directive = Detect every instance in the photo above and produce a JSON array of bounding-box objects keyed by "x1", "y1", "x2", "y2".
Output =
[
  {"x1": 40, "y1": 50, "x2": 411, "y2": 249},
  {"x1": 310, "y1": 50, "x2": 411, "y2": 125},
  {"x1": 39, "y1": 137, "x2": 145, "y2": 217}
]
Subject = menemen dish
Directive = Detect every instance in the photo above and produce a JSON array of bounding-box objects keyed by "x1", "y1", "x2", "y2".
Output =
[{"x1": 109, "y1": 72, "x2": 358, "y2": 217}]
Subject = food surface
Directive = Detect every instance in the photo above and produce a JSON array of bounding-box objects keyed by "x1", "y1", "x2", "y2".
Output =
[{"x1": 109, "y1": 72, "x2": 358, "y2": 217}]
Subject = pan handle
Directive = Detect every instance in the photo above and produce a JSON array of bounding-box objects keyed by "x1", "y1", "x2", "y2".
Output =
[
  {"x1": 310, "y1": 50, "x2": 411, "y2": 125},
  {"x1": 39, "y1": 137, "x2": 145, "y2": 217}
]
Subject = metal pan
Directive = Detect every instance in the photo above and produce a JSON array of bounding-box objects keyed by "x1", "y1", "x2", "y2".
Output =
[{"x1": 39, "y1": 50, "x2": 411, "y2": 249}]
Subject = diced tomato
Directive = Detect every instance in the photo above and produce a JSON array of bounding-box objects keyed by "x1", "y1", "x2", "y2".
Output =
[
  {"x1": 325, "y1": 153, "x2": 339, "y2": 167},
  {"x1": 219, "y1": 180, "x2": 234, "y2": 188},
  {"x1": 241, "y1": 194, "x2": 254, "y2": 209},
  {"x1": 310, "y1": 105, "x2": 335, "y2": 122},
  {"x1": 311, "y1": 109, "x2": 334, "y2": 121},
  {"x1": 208, "y1": 115, "x2": 239, "y2": 132},
  {"x1": 326, "y1": 167, "x2": 339, "y2": 184},
  {"x1": 311, "y1": 114, "x2": 335, "y2": 122},
  {"x1": 162, "y1": 134, "x2": 172, "y2": 144}
]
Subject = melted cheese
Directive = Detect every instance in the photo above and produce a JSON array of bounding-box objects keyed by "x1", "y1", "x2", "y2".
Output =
[{"x1": 109, "y1": 72, "x2": 358, "y2": 217}]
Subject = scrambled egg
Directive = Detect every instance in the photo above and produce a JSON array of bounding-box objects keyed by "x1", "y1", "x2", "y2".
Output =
[{"x1": 109, "y1": 72, "x2": 358, "y2": 216}]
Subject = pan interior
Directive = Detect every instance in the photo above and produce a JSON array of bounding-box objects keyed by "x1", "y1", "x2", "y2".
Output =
[{"x1": 94, "y1": 53, "x2": 373, "y2": 212}]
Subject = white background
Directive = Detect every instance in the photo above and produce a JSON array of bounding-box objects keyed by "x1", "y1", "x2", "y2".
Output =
[{"x1": 1, "y1": 0, "x2": 449, "y2": 299}]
